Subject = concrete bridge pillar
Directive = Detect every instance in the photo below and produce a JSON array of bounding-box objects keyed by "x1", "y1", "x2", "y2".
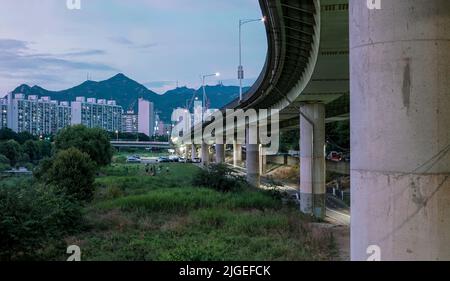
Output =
[
  {"x1": 215, "y1": 141, "x2": 225, "y2": 164},
  {"x1": 201, "y1": 142, "x2": 209, "y2": 166},
  {"x1": 191, "y1": 145, "x2": 197, "y2": 161},
  {"x1": 246, "y1": 143, "x2": 260, "y2": 187},
  {"x1": 350, "y1": 0, "x2": 450, "y2": 260},
  {"x1": 300, "y1": 103, "x2": 326, "y2": 219},
  {"x1": 233, "y1": 140, "x2": 242, "y2": 167},
  {"x1": 185, "y1": 144, "x2": 191, "y2": 159},
  {"x1": 246, "y1": 125, "x2": 260, "y2": 187}
]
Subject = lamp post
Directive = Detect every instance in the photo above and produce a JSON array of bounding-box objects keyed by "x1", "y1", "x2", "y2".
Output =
[
  {"x1": 201, "y1": 72, "x2": 220, "y2": 123},
  {"x1": 115, "y1": 130, "x2": 119, "y2": 141},
  {"x1": 238, "y1": 17, "x2": 266, "y2": 102}
]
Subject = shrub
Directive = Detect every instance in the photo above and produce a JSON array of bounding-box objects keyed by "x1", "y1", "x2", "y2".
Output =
[
  {"x1": 0, "y1": 181, "x2": 83, "y2": 261},
  {"x1": 36, "y1": 148, "x2": 96, "y2": 202},
  {"x1": 192, "y1": 164, "x2": 245, "y2": 192},
  {"x1": 0, "y1": 140, "x2": 20, "y2": 166},
  {"x1": 55, "y1": 125, "x2": 113, "y2": 167}
]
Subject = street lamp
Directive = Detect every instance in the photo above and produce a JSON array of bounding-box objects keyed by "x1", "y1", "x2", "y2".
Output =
[
  {"x1": 238, "y1": 16, "x2": 266, "y2": 102},
  {"x1": 202, "y1": 72, "x2": 220, "y2": 123},
  {"x1": 115, "y1": 130, "x2": 119, "y2": 141}
]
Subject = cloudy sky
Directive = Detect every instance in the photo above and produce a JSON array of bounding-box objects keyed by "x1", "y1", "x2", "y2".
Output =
[{"x1": 0, "y1": 0, "x2": 267, "y2": 95}]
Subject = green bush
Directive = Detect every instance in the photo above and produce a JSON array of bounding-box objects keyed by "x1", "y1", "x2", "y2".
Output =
[
  {"x1": 0, "y1": 180, "x2": 83, "y2": 261},
  {"x1": 192, "y1": 164, "x2": 245, "y2": 192},
  {"x1": 0, "y1": 140, "x2": 20, "y2": 166},
  {"x1": 36, "y1": 148, "x2": 96, "y2": 202},
  {"x1": 0, "y1": 154, "x2": 10, "y2": 172},
  {"x1": 55, "y1": 125, "x2": 113, "y2": 167}
]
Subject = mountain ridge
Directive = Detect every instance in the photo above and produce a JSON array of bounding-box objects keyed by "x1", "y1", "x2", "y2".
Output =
[{"x1": 11, "y1": 74, "x2": 247, "y2": 122}]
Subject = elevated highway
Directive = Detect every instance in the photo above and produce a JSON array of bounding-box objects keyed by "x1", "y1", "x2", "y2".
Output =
[
  {"x1": 179, "y1": 0, "x2": 450, "y2": 260},
  {"x1": 184, "y1": 0, "x2": 349, "y2": 219}
]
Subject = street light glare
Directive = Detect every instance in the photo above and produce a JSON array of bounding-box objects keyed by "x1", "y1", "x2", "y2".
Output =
[
  {"x1": 261, "y1": 16, "x2": 266, "y2": 22},
  {"x1": 215, "y1": 72, "x2": 221, "y2": 77}
]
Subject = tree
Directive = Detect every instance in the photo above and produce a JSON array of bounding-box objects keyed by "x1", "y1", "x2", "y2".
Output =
[
  {"x1": 22, "y1": 140, "x2": 40, "y2": 162},
  {"x1": 16, "y1": 131, "x2": 36, "y2": 144},
  {"x1": 55, "y1": 125, "x2": 113, "y2": 167},
  {"x1": 0, "y1": 140, "x2": 20, "y2": 166},
  {"x1": 0, "y1": 128, "x2": 18, "y2": 142},
  {"x1": 38, "y1": 140, "x2": 53, "y2": 159},
  {"x1": 0, "y1": 154, "x2": 10, "y2": 172},
  {"x1": 36, "y1": 148, "x2": 96, "y2": 202}
]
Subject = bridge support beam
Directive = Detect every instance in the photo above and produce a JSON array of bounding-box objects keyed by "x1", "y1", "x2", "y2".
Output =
[
  {"x1": 351, "y1": 0, "x2": 450, "y2": 261},
  {"x1": 191, "y1": 145, "x2": 197, "y2": 161},
  {"x1": 300, "y1": 103, "x2": 326, "y2": 219},
  {"x1": 215, "y1": 143, "x2": 225, "y2": 164},
  {"x1": 233, "y1": 141, "x2": 242, "y2": 167},
  {"x1": 201, "y1": 142, "x2": 209, "y2": 166},
  {"x1": 246, "y1": 124, "x2": 260, "y2": 187}
]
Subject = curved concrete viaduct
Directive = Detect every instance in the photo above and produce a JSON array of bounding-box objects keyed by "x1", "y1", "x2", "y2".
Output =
[{"x1": 180, "y1": 0, "x2": 450, "y2": 260}]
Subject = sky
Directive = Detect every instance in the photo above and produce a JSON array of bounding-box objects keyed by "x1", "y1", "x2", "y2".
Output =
[{"x1": 0, "y1": 0, "x2": 267, "y2": 95}]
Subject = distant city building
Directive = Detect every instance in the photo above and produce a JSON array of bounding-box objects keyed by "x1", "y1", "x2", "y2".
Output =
[
  {"x1": 138, "y1": 98, "x2": 155, "y2": 137},
  {"x1": 71, "y1": 97, "x2": 122, "y2": 132},
  {"x1": 122, "y1": 110, "x2": 139, "y2": 133},
  {"x1": 57, "y1": 101, "x2": 72, "y2": 131},
  {"x1": 0, "y1": 98, "x2": 7, "y2": 129},
  {"x1": 1, "y1": 93, "x2": 124, "y2": 135},
  {"x1": 7, "y1": 93, "x2": 59, "y2": 136}
]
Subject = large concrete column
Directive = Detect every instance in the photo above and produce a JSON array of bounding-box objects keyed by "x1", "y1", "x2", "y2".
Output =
[
  {"x1": 246, "y1": 143, "x2": 260, "y2": 187},
  {"x1": 215, "y1": 143, "x2": 225, "y2": 164},
  {"x1": 233, "y1": 140, "x2": 242, "y2": 166},
  {"x1": 191, "y1": 145, "x2": 197, "y2": 161},
  {"x1": 300, "y1": 103, "x2": 326, "y2": 219},
  {"x1": 259, "y1": 147, "x2": 266, "y2": 175},
  {"x1": 351, "y1": 0, "x2": 450, "y2": 261},
  {"x1": 201, "y1": 142, "x2": 209, "y2": 166}
]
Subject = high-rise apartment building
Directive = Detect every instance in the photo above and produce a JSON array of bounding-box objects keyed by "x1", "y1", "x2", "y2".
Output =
[
  {"x1": 122, "y1": 110, "x2": 139, "y2": 133},
  {"x1": 71, "y1": 97, "x2": 122, "y2": 132},
  {"x1": 138, "y1": 98, "x2": 154, "y2": 137},
  {"x1": 7, "y1": 94, "x2": 59, "y2": 136},
  {"x1": 0, "y1": 98, "x2": 7, "y2": 129}
]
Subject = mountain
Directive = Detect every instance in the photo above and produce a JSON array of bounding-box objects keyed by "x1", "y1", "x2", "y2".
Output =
[{"x1": 12, "y1": 74, "x2": 248, "y2": 122}]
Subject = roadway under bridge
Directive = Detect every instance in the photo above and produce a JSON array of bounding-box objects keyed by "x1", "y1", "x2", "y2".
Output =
[{"x1": 179, "y1": 0, "x2": 450, "y2": 260}]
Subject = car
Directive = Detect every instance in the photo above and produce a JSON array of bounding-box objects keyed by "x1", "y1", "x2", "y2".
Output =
[
  {"x1": 192, "y1": 157, "x2": 201, "y2": 163},
  {"x1": 126, "y1": 156, "x2": 141, "y2": 163},
  {"x1": 179, "y1": 157, "x2": 187, "y2": 163},
  {"x1": 327, "y1": 151, "x2": 343, "y2": 162},
  {"x1": 157, "y1": 156, "x2": 170, "y2": 163},
  {"x1": 169, "y1": 156, "x2": 180, "y2": 162}
]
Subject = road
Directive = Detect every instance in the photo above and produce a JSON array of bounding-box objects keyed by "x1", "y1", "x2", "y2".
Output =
[{"x1": 228, "y1": 164, "x2": 351, "y2": 226}]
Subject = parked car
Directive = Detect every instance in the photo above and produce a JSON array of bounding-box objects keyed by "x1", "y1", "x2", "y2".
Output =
[
  {"x1": 326, "y1": 151, "x2": 343, "y2": 162},
  {"x1": 192, "y1": 157, "x2": 201, "y2": 163},
  {"x1": 179, "y1": 157, "x2": 187, "y2": 163},
  {"x1": 126, "y1": 156, "x2": 141, "y2": 163},
  {"x1": 158, "y1": 156, "x2": 170, "y2": 163},
  {"x1": 169, "y1": 156, "x2": 179, "y2": 162}
]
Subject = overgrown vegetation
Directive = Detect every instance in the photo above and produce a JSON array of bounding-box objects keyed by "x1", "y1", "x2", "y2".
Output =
[
  {"x1": 0, "y1": 125, "x2": 113, "y2": 261},
  {"x1": 0, "y1": 178, "x2": 83, "y2": 261},
  {"x1": 192, "y1": 164, "x2": 246, "y2": 192},
  {"x1": 55, "y1": 125, "x2": 113, "y2": 167},
  {"x1": 64, "y1": 163, "x2": 337, "y2": 261}
]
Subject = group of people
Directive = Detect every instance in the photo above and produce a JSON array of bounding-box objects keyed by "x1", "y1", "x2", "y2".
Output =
[{"x1": 145, "y1": 163, "x2": 170, "y2": 176}]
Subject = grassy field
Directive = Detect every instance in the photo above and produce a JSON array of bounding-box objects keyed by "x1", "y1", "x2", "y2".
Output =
[{"x1": 62, "y1": 163, "x2": 337, "y2": 261}]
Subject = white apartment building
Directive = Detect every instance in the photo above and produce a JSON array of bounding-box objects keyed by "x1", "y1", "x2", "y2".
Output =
[
  {"x1": 71, "y1": 97, "x2": 122, "y2": 132},
  {"x1": 122, "y1": 110, "x2": 139, "y2": 133},
  {"x1": 138, "y1": 98, "x2": 155, "y2": 137}
]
